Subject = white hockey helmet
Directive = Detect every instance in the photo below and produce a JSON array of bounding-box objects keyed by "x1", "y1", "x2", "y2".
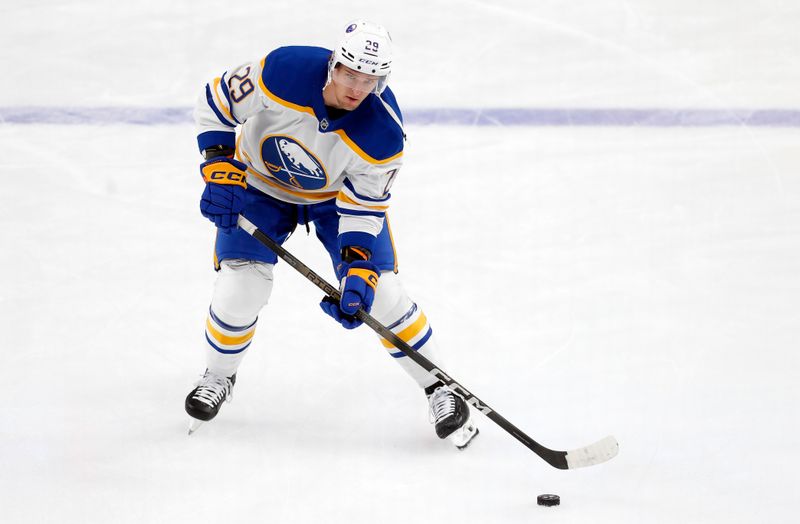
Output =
[{"x1": 328, "y1": 19, "x2": 393, "y2": 94}]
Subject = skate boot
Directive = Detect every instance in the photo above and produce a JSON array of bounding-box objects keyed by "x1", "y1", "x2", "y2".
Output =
[
  {"x1": 426, "y1": 383, "x2": 479, "y2": 449},
  {"x1": 185, "y1": 369, "x2": 236, "y2": 434}
]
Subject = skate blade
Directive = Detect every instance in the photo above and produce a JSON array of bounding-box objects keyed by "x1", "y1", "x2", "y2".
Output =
[
  {"x1": 447, "y1": 420, "x2": 479, "y2": 450},
  {"x1": 188, "y1": 418, "x2": 204, "y2": 435}
]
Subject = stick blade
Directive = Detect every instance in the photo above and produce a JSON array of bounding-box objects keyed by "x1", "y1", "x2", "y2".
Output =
[{"x1": 565, "y1": 435, "x2": 619, "y2": 469}]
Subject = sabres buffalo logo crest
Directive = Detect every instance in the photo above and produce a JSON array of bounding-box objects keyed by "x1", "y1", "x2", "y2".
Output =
[{"x1": 260, "y1": 136, "x2": 328, "y2": 190}]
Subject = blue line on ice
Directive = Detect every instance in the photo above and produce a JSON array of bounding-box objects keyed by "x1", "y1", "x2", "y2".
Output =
[{"x1": 1, "y1": 106, "x2": 799, "y2": 127}]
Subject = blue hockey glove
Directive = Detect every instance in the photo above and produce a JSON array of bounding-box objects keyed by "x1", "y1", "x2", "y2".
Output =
[
  {"x1": 199, "y1": 157, "x2": 248, "y2": 233},
  {"x1": 320, "y1": 260, "x2": 380, "y2": 329}
]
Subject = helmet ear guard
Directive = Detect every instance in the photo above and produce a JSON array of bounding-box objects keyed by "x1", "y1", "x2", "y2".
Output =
[{"x1": 327, "y1": 19, "x2": 393, "y2": 94}]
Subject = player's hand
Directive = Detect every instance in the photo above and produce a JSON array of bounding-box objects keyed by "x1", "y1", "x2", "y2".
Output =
[
  {"x1": 320, "y1": 260, "x2": 380, "y2": 329},
  {"x1": 199, "y1": 157, "x2": 248, "y2": 233}
]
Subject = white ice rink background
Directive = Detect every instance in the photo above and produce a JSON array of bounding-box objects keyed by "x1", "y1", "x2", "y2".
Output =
[{"x1": 1, "y1": 1, "x2": 798, "y2": 522}]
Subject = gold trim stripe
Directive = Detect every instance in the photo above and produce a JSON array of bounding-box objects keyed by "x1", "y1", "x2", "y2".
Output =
[
  {"x1": 380, "y1": 312, "x2": 428, "y2": 348},
  {"x1": 332, "y1": 129, "x2": 403, "y2": 165},
  {"x1": 257, "y1": 58, "x2": 402, "y2": 166},
  {"x1": 206, "y1": 318, "x2": 255, "y2": 346},
  {"x1": 212, "y1": 77, "x2": 235, "y2": 123},
  {"x1": 258, "y1": 58, "x2": 316, "y2": 116},
  {"x1": 247, "y1": 167, "x2": 338, "y2": 200},
  {"x1": 235, "y1": 134, "x2": 337, "y2": 201},
  {"x1": 385, "y1": 214, "x2": 399, "y2": 273}
]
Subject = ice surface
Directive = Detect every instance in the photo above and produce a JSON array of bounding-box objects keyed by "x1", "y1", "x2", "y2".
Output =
[{"x1": 1, "y1": 1, "x2": 799, "y2": 523}]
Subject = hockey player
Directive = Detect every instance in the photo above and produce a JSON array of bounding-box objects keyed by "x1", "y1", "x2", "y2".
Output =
[{"x1": 185, "y1": 20, "x2": 478, "y2": 448}]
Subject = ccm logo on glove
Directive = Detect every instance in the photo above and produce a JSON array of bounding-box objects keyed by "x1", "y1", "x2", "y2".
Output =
[
  {"x1": 201, "y1": 159, "x2": 247, "y2": 188},
  {"x1": 199, "y1": 157, "x2": 249, "y2": 233},
  {"x1": 205, "y1": 170, "x2": 246, "y2": 184}
]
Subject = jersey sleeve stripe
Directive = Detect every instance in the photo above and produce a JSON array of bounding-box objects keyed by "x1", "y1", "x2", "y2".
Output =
[
  {"x1": 342, "y1": 178, "x2": 390, "y2": 203},
  {"x1": 335, "y1": 205, "x2": 386, "y2": 218},
  {"x1": 205, "y1": 83, "x2": 236, "y2": 128},
  {"x1": 218, "y1": 74, "x2": 233, "y2": 105},
  {"x1": 211, "y1": 77, "x2": 238, "y2": 125},
  {"x1": 217, "y1": 74, "x2": 241, "y2": 124},
  {"x1": 337, "y1": 190, "x2": 389, "y2": 211}
]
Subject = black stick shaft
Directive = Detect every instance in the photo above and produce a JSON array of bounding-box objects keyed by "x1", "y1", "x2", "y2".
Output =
[{"x1": 237, "y1": 215, "x2": 570, "y2": 469}]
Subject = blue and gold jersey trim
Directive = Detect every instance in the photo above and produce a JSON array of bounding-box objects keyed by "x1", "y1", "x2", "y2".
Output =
[
  {"x1": 205, "y1": 80, "x2": 236, "y2": 128},
  {"x1": 257, "y1": 48, "x2": 404, "y2": 165},
  {"x1": 336, "y1": 178, "x2": 389, "y2": 218},
  {"x1": 258, "y1": 57, "x2": 316, "y2": 117}
]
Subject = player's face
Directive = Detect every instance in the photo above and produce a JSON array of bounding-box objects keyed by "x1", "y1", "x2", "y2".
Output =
[{"x1": 325, "y1": 65, "x2": 380, "y2": 110}]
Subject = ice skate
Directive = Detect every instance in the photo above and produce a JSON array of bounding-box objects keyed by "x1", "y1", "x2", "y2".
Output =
[
  {"x1": 185, "y1": 370, "x2": 236, "y2": 434},
  {"x1": 427, "y1": 384, "x2": 479, "y2": 449}
]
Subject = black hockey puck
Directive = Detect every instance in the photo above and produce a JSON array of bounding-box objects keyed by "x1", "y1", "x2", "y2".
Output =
[{"x1": 537, "y1": 494, "x2": 560, "y2": 507}]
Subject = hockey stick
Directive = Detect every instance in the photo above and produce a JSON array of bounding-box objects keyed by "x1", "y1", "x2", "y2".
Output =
[{"x1": 237, "y1": 215, "x2": 618, "y2": 469}]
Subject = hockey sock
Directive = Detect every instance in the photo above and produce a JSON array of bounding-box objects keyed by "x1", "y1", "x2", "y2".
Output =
[
  {"x1": 369, "y1": 273, "x2": 445, "y2": 389},
  {"x1": 201, "y1": 259, "x2": 274, "y2": 377},
  {"x1": 378, "y1": 302, "x2": 443, "y2": 389},
  {"x1": 204, "y1": 306, "x2": 257, "y2": 377}
]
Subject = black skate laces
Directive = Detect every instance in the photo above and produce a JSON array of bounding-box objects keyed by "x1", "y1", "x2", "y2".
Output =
[
  {"x1": 429, "y1": 386, "x2": 456, "y2": 423},
  {"x1": 193, "y1": 373, "x2": 233, "y2": 407}
]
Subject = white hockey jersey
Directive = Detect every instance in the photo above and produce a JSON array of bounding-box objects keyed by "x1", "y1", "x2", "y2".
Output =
[{"x1": 194, "y1": 46, "x2": 405, "y2": 253}]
